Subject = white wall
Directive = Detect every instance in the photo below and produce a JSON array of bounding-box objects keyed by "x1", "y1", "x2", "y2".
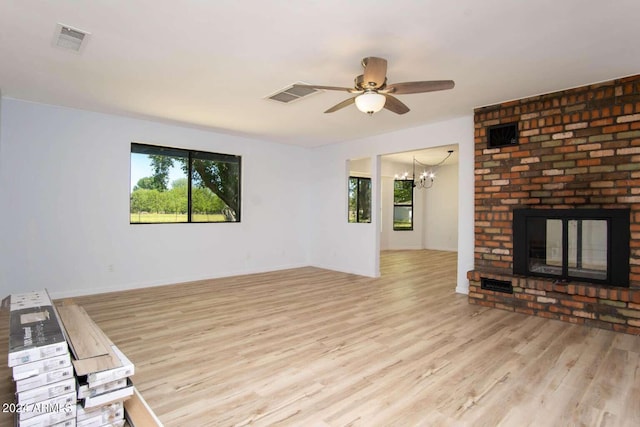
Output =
[
  {"x1": 310, "y1": 116, "x2": 475, "y2": 293},
  {"x1": 423, "y1": 163, "x2": 459, "y2": 251},
  {"x1": 348, "y1": 157, "x2": 371, "y2": 176},
  {"x1": 308, "y1": 149, "x2": 381, "y2": 277},
  {"x1": 0, "y1": 98, "x2": 475, "y2": 298},
  {"x1": 0, "y1": 98, "x2": 311, "y2": 298}
]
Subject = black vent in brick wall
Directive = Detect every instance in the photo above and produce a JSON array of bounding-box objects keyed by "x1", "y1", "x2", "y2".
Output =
[
  {"x1": 481, "y1": 277, "x2": 513, "y2": 294},
  {"x1": 488, "y1": 123, "x2": 518, "y2": 148}
]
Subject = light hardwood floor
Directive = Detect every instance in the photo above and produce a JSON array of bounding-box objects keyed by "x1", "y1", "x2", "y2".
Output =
[{"x1": 2, "y1": 250, "x2": 640, "y2": 426}]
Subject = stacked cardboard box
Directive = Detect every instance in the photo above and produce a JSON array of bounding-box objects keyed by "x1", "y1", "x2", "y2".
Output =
[
  {"x1": 56, "y1": 304, "x2": 135, "y2": 427},
  {"x1": 76, "y1": 401, "x2": 124, "y2": 427},
  {"x1": 6, "y1": 293, "x2": 161, "y2": 426},
  {"x1": 6, "y1": 290, "x2": 77, "y2": 426}
]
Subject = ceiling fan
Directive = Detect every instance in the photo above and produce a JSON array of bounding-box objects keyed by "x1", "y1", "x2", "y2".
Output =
[{"x1": 294, "y1": 57, "x2": 454, "y2": 115}]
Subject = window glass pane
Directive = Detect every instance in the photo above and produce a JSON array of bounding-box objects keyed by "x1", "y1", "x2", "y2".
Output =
[
  {"x1": 393, "y1": 206, "x2": 413, "y2": 230},
  {"x1": 348, "y1": 177, "x2": 358, "y2": 223},
  {"x1": 393, "y1": 179, "x2": 413, "y2": 230},
  {"x1": 348, "y1": 177, "x2": 371, "y2": 223},
  {"x1": 191, "y1": 155, "x2": 241, "y2": 222},
  {"x1": 130, "y1": 151, "x2": 188, "y2": 223},
  {"x1": 358, "y1": 178, "x2": 371, "y2": 223},
  {"x1": 130, "y1": 143, "x2": 241, "y2": 224},
  {"x1": 394, "y1": 180, "x2": 413, "y2": 204}
]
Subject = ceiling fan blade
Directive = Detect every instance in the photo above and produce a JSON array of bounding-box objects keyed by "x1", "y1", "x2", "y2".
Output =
[
  {"x1": 362, "y1": 57, "x2": 387, "y2": 89},
  {"x1": 383, "y1": 94, "x2": 410, "y2": 115},
  {"x1": 292, "y1": 84, "x2": 356, "y2": 93},
  {"x1": 384, "y1": 80, "x2": 455, "y2": 95},
  {"x1": 324, "y1": 96, "x2": 356, "y2": 113}
]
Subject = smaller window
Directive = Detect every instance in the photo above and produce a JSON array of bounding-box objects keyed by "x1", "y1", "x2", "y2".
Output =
[
  {"x1": 393, "y1": 180, "x2": 413, "y2": 230},
  {"x1": 348, "y1": 177, "x2": 371, "y2": 223}
]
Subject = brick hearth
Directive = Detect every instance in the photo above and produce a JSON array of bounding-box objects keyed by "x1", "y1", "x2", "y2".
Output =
[{"x1": 468, "y1": 74, "x2": 640, "y2": 334}]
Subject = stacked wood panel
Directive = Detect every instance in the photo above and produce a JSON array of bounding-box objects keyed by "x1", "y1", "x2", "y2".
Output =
[
  {"x1": 6, "y1": 290, "x2": 77, "y2": 426},
  {"x1": 57, "y1": 303, "x2": 134, "y2": 427},
  {"x1": 5, "y1": 291, "x2": 158, "y2": 426}
]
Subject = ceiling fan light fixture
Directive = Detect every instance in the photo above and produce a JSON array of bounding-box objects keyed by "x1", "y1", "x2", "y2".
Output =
[
  {"x1": 355, "y1": 92, "x2": 386, "y2": 115},
  {"x1": 292, "y1": 57, "x2": 453, "y2": 115}
]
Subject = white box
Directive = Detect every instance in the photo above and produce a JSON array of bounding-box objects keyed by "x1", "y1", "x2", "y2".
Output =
[
  {"x1": 8, "y1": 290, "x2": 51, "y2": 310},
  {"x1": 15, "y1": 364, "x2": 75, "y2": 393},
  {"x1": 17, "y1": 391, "x2": 76, "y2": 422},
  {"x1": 9, "y1": 303, "x2": 68, "y2": 367},
  {"x1": 81, "y1": 421, "x2": 123, "y2": 427},
  {"x1": 82, "y1": 379, "x2": 134, "y2": 409},
  {"x1": 18, "y1": 403, "x2": 76, "y2": 427},
  {"x1": 49, "y1": 420, "x2": 77, "y2": 427},
  {"x1": 86, "y1": 346, "x2": 134, "y2": 388},
  {"x1": 76, "y1": 401, "x2": 123, "y2": 422},
  {"x1": 78, "y1": 377, "x2": 127, "y2": 399},
  {"x1": 12, "y1": 352, "x2": 71, "y2": 381},
  {"x1": 8, "y1": 340, "x2": 68, "y2": 368},
  {"x1": 78, "y1": 420, "x2": 124, "y2": 427},
  {"x1": 76, "y1": 405, "x2": 124, "y2": 427},
  {"x1": 17, "y1": 377, "x2": 76, "y2": 405}
]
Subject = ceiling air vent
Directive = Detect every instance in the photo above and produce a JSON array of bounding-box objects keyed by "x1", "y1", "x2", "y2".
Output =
[
  {"x1": 265, "y1": 82, "x2": 320, "y2": 104},
  {"x1": 53, "y1": 23, "x2": 90, "y2": 53}
]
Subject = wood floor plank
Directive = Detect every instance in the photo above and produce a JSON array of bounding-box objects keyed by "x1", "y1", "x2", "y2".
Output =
[
  {"x1": 55, "y1": 305, "x2": 109, "y2": 358},
  {"x1": 1, "y1": 250, "x2": 639, "y2": 426},
  {"x1": 56, "y1": 304, "x2": 124, "y2": 376}
]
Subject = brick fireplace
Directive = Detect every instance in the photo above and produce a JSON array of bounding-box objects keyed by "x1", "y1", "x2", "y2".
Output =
[{"x1": 467, "y1": 74, "x2": 640, "y2": 335}]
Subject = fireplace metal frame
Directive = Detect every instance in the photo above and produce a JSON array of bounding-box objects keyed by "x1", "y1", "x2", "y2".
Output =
[{"x1": 513, "y1": 208, "x2": 630, "y2": 287}]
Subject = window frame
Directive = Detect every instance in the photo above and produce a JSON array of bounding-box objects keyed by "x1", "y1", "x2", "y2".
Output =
[
  {"x1": 130, "y1": 142, "x2": 241, "y2": 224},
  {"x1": 393, "y1": 179, "x2": 414, "y2": 231},
  {"x1": 348, "y1": 176, "x2": 372, "y2": 223}
]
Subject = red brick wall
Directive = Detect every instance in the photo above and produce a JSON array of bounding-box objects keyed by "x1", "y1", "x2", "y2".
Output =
[{"x1": 468, "y1": 74, "x2": 640, "y2": 334}]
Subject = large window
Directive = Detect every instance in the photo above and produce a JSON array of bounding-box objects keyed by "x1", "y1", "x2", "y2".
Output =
[
  {"x1": 130, "y1": 143, "x2": 241, "y2": 223},
  {"x1": 348, "y1": 177, "x2": 371, "y2": 223},
  {"x1": 393, "y1": 180, "x2": 413, "y2": 230}
]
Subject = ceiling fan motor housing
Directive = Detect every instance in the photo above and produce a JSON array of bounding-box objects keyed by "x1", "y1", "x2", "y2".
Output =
[{"x1": 355, "y1": 74, "x2": 387, "y2": 91}]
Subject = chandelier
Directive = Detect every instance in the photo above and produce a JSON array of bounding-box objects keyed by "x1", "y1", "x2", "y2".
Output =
[{"x1": 395, "y1": 150, "x2": 454, "y2": 189}]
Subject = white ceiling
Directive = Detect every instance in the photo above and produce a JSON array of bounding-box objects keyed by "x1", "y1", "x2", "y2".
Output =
[{"x1": 2, "y1": 1, "x2": 640, "y2": 147}]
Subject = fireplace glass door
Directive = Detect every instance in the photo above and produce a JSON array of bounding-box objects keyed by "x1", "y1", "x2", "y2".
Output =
[
  {"x1": 528, "y1": 218, "x2": 563, "y2": 276},
  {"x1": 527, "y1": 218, "x2": 608, "y2": 281},
  {"x1": 568, "y1": 219, "x2": 607, "y2": 281},
  {"x1": 514, "y1": 208, "x2": 629, "y2": 287}
]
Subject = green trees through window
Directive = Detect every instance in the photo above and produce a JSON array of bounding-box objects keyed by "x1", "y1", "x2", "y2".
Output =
[
  {"x1": 130, "y1": 143, "x2": 241, "y2": 223},
  {"x1": 348, "y1": 177, "x2": 371, "y2": 223},
  {"x1": 393, "y1": 180, "x2": 413, "y2": 230}
]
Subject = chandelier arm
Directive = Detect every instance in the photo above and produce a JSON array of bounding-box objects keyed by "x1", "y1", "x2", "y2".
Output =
[
  {"x1": 409, "y1": 151, "x2": 453, "y2": 189},
  {"x1": 413, "y1": 150, "x2": 453, "y2": 169},
  {"x1": 434, "y1": 150, "x2": 454, "y2": 167}
]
